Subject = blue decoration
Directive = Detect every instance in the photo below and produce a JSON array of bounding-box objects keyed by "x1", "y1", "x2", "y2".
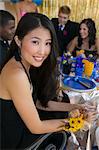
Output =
[
  {"x1": 11, "y1": 0, "x2": 43, "y2": 5},
  {"x1": 62, "y1": 76, "x2": 96, "y2": 92},
  {"x1": 11, "y1": 0, "x2": 19, "y2": 3},
  {"x1": 61, "y1": 53, "x2": 72, "y2": 75},
  {"x1": 32, "y1": 0, "x2": 43, "y2": 6}
]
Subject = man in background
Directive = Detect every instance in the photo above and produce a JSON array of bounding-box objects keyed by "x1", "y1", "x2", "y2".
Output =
[
  {"x1": 51, "y1": 5, "x2": 79, "y2": 56},
  {"x1": 0, "y1": 10, "x2": 15, "y2": 71}
]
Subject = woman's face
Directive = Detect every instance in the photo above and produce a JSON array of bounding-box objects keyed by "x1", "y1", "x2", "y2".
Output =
[
  {"x1": 20, "y1": 27, "x2": 51, "y2": 67},
  {"x1": 79, "y1": 23, "x2": 89, "y2": 39}
]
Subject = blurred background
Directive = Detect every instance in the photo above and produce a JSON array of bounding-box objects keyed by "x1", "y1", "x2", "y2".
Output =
[{"x1": 0, "y1": 0, "x2": 99, "y2": 35}]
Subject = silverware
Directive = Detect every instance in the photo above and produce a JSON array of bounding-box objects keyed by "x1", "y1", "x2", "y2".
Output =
[{"x1": 74, "y1": 77, "x2": 91, "y2": 89}]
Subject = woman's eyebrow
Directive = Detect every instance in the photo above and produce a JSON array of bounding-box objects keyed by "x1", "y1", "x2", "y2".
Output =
[{"x1": 31, "y1": 37, "x2": 52, "y2": 41}]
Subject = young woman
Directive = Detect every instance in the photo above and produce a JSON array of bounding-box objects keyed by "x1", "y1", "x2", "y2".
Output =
[
  {"x1": 0, "y1": 13, "x2": 96, "y2": 149},
  {"x1": 67, "y1": 18, "x2": 99, "y2": 60}
]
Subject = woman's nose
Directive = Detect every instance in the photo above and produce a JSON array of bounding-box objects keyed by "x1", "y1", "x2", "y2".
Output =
[
  {"x1": 80, "y1": 29, "x2": 83, "y2": 33},
  {"x1": 38, "y1": 44, "x2": 46, "y2": 55}
]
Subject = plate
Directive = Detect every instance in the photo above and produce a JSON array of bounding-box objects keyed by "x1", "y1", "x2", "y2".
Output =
[{"x1": 62, "y1": 76, "x2": 96, "y2": 92}]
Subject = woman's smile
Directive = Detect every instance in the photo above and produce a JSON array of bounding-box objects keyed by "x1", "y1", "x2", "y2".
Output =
[{"x1": 33, "y1": 56, "x2": 45, "y2": 62}]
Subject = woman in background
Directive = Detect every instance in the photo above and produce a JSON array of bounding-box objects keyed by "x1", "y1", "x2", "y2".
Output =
[
  {"x1": 67, "y1": 18, "x2": 99, "y2": 60},
  {"x1": 15, "y1": 0, "x2": 38, "y2": 22}
]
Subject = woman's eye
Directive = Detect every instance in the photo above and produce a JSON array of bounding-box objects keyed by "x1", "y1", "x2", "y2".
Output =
[
  {"x1": 32, "y1": 41, "x2": 39, "y2": 44},
  {"x1": 46, "y1": 42, "x2": 51, "y2": 46}
]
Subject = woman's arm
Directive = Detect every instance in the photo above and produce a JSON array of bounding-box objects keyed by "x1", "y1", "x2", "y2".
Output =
[
  {"x1": 96, "y1": 37, "x2": 99, "y2": 56},
  {"x1": 67, "y1": 36, "x2": 78, "y2": 54},
  {"x1": 36, "y1": 98, "x2": 96, "y2": 112},
  {"x1": 15, "y1": 2, "x2": 21, "y2": 22},
  {"x1": 31, "y1": 3, "x2": 38, "y2": 13},
  {"x1": 36, "y1": 99, "x2": 81, "y2": 112},
  {"x1": 6, "y1": 69, "x2": 67, "y2": 134}
]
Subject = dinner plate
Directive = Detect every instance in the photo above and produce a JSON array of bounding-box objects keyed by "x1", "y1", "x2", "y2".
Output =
[{"x1": 62, "y1": 76, "x2": 96, "y2": 92}]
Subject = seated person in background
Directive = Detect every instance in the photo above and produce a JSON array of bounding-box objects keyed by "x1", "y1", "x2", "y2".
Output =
[
  {"x1": 51, "y1": 5, "x2": 79, "y2": 56},
  {"x1": 0, "y1": 10, "x2": 15, "y2": 71},
  {"x1": 67, "y1": 18, "x2": 99, "y2": 60},
  {"x1": 15, "y1": 0, "x2": 38, "y2": 22}
]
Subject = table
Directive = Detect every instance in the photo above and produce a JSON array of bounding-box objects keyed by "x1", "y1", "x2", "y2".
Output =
[
  {"x1": 58, "y1": 73, "x2": 99, "y2": 111},
  {"x1": 57, "y1": 57, "x2": 99, "y2": 149}
]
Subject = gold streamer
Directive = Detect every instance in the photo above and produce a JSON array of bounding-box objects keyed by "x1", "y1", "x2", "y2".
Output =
[{"x1": 39, "y1": 0, "x2": 99, "y2": 35}]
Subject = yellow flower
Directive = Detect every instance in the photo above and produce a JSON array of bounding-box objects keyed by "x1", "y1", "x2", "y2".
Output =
[
  {"x1": 82, "y1": 59, "x2": 94, "y2": 77},
  {"x1": 69, "y1": 118, "x2": 77, "y2": 128},
  {"x1": 63, "y1": 114, "x2": 84, "y2": 132},
  {"x1": 62, "y1": 60, "x2": 67, "y2": 64},
  {"x1": 76, "y1": 49, "x2": 84, "y2": 56},
  {"x1": 69, "y1": 127, "x2": 78, "y2": 132},
  {"x1": 75, "y1": 117, "x2": 84, "y2": 130}
]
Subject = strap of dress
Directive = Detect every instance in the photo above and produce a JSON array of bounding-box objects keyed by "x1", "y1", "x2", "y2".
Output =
[
  {"x1": 14, "y1": 50, "x2": 31, "y2": 84},
  {"x1": 20, "y1": 61, "x2": 31, "y2": 84}
]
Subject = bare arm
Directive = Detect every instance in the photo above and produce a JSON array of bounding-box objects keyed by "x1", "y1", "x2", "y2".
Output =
[
  {"x1": 96, "y1": 37, "x2": 99, "y2": 56},
  {"x1": 15, "y1": 3, "x2": 21, "y2": 22},
  {"x1": 36, "y1": 99, "x2": 81, "y2": 112},
  {"x1": 6, "y1": 69, "x2": 66, "y2": 134},
  {"x1": 67, "y1": 36, "x2": 78, "y2": 54},
  {"x1": 31, "y1": 3, "x2": 38, "y2": 13}
]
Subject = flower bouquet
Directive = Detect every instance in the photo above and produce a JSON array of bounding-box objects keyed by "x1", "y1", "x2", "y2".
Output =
[
  {"x1": 63, "y1": 109, "x2": 87, "y2": 133},
  {"x1": 63, "y1": 108, "x2": 97, "y2": 150}
]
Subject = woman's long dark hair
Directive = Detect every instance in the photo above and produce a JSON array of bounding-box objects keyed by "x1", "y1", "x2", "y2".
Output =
[
  {"x1": 3, "y1": 12, "x2": 59, "y2": 106},
  {"x1": 78, "y1": 18, "x2": 96, "y2": 49}
]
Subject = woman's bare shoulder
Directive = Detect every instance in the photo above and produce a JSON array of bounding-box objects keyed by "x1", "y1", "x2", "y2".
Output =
[
  {"x1": 96, "y1": 37, "x2": 99, "y2": 42},
  {"x1": 73, "y1": 36, "x2": 78, "y2": 42},
  {"x1": 67, "y1": 36, "x2": 78, "y2": 51},
  {"x1": 1, "y1": 58, "x2": 26, "y2": 85},
  {"x1": 0, "y1": 58, "x2": 27, "y2": 98}
]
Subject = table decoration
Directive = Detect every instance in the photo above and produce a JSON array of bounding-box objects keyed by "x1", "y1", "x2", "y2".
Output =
[
  {"x1": 82, "y1": 59, "x2": 94, "y2": 77},
  {"x1": 63, "y1": 109, "x2": 95, "y2": 150},
  {"x1": 62, "y1": 76, "x2": 96, "y2": 92}
]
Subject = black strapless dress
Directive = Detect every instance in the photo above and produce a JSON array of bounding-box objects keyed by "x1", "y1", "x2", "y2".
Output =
[{"x1": 0, "y1": 98, "x2": 41, "y2": 149}]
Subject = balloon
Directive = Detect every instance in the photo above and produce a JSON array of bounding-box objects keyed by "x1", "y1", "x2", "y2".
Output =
[
  {"x1": 11, "y1": 0, "x2": 19, "y2": 3},
  {"x1": 11, "y1": 0, "x2": 43, "y2": 5},
  {"x1": 32, "y1": 0, "x2": 43, "y2": 6}
]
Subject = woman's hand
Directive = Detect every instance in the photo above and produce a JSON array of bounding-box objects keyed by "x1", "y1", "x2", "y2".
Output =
[
  {"x1": 80, "y1": 102, "x2": 97, "y2": 112},
  {"x1": 85, "y1": 111, "x2": 97, "y2": 123},
  {"x1": 69, "y1": 109, "x2": 81, "y2": 118},
  {"x1": 96, "y1": 118, "x2": 99, "y2": 127}
]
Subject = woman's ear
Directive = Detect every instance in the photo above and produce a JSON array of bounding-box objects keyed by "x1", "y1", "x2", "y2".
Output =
[{"x1": 14, "y1": 36, "x2": 21, "y2": 48}]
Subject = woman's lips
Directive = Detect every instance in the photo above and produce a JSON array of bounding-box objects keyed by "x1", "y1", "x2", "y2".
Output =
[{"x1": 33, "y1": 56, "x2": 44, "y2": 62}]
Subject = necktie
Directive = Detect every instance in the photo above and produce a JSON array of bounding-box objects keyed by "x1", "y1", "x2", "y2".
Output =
[{"x1": 59, "y1": 25, "x2": 63, "y2": 31}]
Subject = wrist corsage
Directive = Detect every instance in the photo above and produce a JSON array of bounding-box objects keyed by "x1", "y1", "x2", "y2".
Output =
[
  {"x1": 63, "y1": 113, "x2": 84, "y2": 132},
  {"x1": 63, "y1": 109, "x2": 91, "y2": 132}
]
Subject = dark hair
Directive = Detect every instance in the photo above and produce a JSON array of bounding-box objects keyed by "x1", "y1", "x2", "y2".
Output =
[
  {"x1": 0, "y1": 10, "x2": 15, "y2": 27},
  {"x1": 59, "y1": 5, "x2": 71, "y2": 15},
  {"x1": 78, "y1": 18, "x2": 96, "y2": 48},
  {"x1": 8, "y1": 12, "x2": 59, "y2": 106}
]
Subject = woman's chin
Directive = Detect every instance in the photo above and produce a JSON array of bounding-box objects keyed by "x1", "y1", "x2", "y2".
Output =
[{"x1": 32, "y1": 62, "x2": 43, "y2": 67}]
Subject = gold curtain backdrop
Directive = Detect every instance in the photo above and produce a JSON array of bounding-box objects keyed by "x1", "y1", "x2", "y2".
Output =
[{"x1": 39, "y1": 0, "x2": 99, "y2": 36}]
